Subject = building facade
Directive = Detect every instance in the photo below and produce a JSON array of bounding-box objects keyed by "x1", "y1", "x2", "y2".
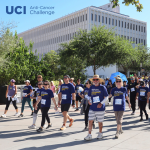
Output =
[{"x1": 18, "y1": 3, "x2": 147, "y2": 78}]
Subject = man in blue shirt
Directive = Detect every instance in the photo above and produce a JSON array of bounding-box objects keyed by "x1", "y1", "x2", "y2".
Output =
[
  {"x1": 84, "y1": 75, "x2": 108, "y2": 141},
  {"x1": 58, "y1": 75, "x2": 75, "y2": 130}
]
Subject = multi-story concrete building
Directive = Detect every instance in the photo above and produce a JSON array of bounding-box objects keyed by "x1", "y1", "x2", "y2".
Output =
[{"x1": 18, "y1": 3, "x2": 147, "y2": 77}]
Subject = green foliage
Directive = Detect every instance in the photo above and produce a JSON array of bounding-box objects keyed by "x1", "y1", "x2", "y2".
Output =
[{"x1": 110, "y1": 0, "x2": 143, "y2": 12}]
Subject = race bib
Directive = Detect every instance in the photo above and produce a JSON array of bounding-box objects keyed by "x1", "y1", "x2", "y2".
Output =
[
  {"x1": 140, "y1": 92, "x2": 145, "y2": 96},
  {"x1": 62, "y1": 94, "x2": 67, "y2": 100},
  {"x1": 85, "y1": 95, "x2": 89, "y2": 99},
  {"x1": 22, "y1": 93, "x2": 27, "y2": 97},
  {"x1": 41, "y1": 99, "x2": 46, "y2": 105},
  {"x1": 93, "y1": 96, "x2": 100, "y2": 103},
  {"x1": 131, "y1": 88, "x2": 135, "y2": 92},
  {"x1": 115, "y1": 99, "x2": 122, "y2": 105}
]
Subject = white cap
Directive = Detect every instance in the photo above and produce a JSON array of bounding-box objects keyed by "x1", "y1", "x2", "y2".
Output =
[
  {"x1": 139, "y1": 79, "x2": 143, "y2": 81},
  {"x1": 24, "y1": 80, "x2": 30, "y2": 83}
]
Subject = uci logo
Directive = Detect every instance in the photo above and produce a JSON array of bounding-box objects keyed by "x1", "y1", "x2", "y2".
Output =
[{"x1": 6, "y1": 6, "x2": 26, "y2": 14}]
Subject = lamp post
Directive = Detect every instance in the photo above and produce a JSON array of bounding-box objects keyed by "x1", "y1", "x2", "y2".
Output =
[{"x1": 140, "y1": 63, "x2": 142, "y2": 76}]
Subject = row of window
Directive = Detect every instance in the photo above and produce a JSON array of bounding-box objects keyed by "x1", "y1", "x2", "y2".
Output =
[
  {"x1": 91, "y1": 14, "x2": 146, "y2": 33},
  {"x1": 22, "y1": 14, "x2": 88, "y2": 40}
]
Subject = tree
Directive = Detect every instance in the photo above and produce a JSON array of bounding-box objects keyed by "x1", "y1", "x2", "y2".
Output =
[{"x1": 110, "y1": 0, "x2": 143, "y2": 12}]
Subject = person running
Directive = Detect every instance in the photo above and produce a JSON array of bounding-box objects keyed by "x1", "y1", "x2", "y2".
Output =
[
  {"x1": 136, "y1": 81, "x2": 149, "y2": 121},
  {"x1": 28, "y1": 81, "x2": 43, "y2": 129},
  {"x1": 18, "y1": 80, "x2": 34, "y2": 117},
  {"x1": 75, "y1": 79, "x2": 84, "y2": 111},
  {"x1": 127, "y1": 76, "x2": 139, "y2": 115},
  {"x1": 84, "y1": 75, "x2": 108, "y2": 141},
  {"x1": 58, "y1": 75, "x2": 75, "y2": 130},
  {"x1": 35, "y1": 80, "x2": 57, "y2": 132},
  {"x1": 1, "y1": 79, "x2": 19, "y2": 118},
  {"x1": 79, "y1": 80, "x2": 95, "y2": 131},
  {"x1": 107, "y1": 80, "x2": 113, "y2": 105},
  {"x1": 109, "y1": 76, "x2": 131, "y2": 139}
]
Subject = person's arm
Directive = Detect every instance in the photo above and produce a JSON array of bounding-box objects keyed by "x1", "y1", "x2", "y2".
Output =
[
  {"x1": 72, "y1": 93, "x2": 75, "y2": 107},
  {"x1": 58, "y1": 92, "x2": 62, "y2": 106},
  {"x1": 147, "y1": 92, "x2": 149, "y2": 103},
  {"x1": 53, "y1": 86, "x2": 56, "y2": 93},
  {"x1": 12, "y1": 85, "x2": 17, "y2": 98},
  {"x1": 108, "y1": 94, "x2": 112, "y2": 98},
  {"x1": 35, "y1": 96, "x2": 42, "y2": 110},
  {"x1": 5, "y1": 85, "x2": 8, "y2": 98},
  {"x1": 25, "y1": 89, "x2": 33, "y2": 97},
  {"x1": 126, "y1": 95, "x2": 131, "y2": 107},
  {"x1": 135, "y1": 92, "x2": 139, "y2": 100},
  {"x1": 78, "y1": 93, "x2": 84, "y2": 99}
]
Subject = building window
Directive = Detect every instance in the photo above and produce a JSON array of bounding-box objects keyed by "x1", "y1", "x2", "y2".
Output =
[
  {"x1": 127, "y1": 36, "x2": 129, "y2": 40},
  {"x1": 102, "y1": 16, "x2": 104, "y2": 23},
  {"x1": 119, "y1": 20, "x2": 120, "y2": 27},
  {"x1": 130, "y1": 37, "x2": 132, "y2": 41},
  {"x1": 122, "y1": 21, "x2": 123, "y2": 28},
  {"x1": 105, "y1": 17, "x2": 107, "y2": 24},
  {"x1": 112, "y1": 19, "x2": 114, "y2": 25},
  {"x1": 139, "y1": 25, "x2": 140, "y2": 31},
  {"x1": 133, "y1": 37, "x2": 135, "y2": 42},
  {"x1": 80, "y1": 16, "x2": 82, "y2": 22},
  {"x1": 109, "y1": 18, "x2": 111, "y2": 25},
  {"x1": 136, "y1": 38, "x2": 137, "y2": 44},
  {"x1": 95, "y1": 14, "x2": 97, "y2": 21},
  {"x1": 83, "y1": 15, "x2": 84, "y2": 21},
  {"x1": 136, "y1": 25, "x2": 137, "y2": 31},
  {"x1": 127, "y1": 23, "x2": 129, "y2": 29},
  {"x1": 78, "y1": 16, "x2": 79, "y2": 23},
  {"x1": 141, "y1": 26, "x2": 143, "y2": 32},
  {"x1": 139, "y1": 38, "x2": 140, "y2": 43},
  {"x1": 125, "y1": 22, "x2": 126, "y2": 28},
  {"x1": 91, "y1": 13, "x2": 93, "y2": 21},
  {"x1": 115, "y1": 20, "x2": 117, "y2": 26},
  {"x1": 98, "y1": 15, "x2": 100, "y2": 22},
  {"x1": 141, "y1": 39, "x2": 143, "y2": 43},
  {"x1": 124, "y1": 36, "x2": 126, "y2": 39},
  {"x1": 86, "y1": 14, "x2": 87, "y2": 20},
  {"x1": 130, "y1": 23, "x2": 132, "y2": 30},
  {"x1": 133, "y1": 24, "x2": 135, "y2": 30},
  {"x1": 73, "y1": 18, "x2": 75, "y2": 24},
  {"x1": 144, "y1": 40, "x2": 145, "y2": 45},
  {"x1": 144, "y1": 27, "x2": 145, "y2": 33}
]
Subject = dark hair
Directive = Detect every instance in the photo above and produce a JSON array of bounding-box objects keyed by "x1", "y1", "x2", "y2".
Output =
[
  {"x1": 77, "y1": 79, "x2": 80, "y2": 82},
  {"x1": 87, "y1": 80, "x2": 92, "y2": 84}
]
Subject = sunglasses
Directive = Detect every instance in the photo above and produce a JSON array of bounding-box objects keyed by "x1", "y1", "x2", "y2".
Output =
[
  {"x1": 38, "y1": 84, "x2": 42, "y2": 85},
  {"x1": 44, "y1": 84, "x2": 49, "y2": 85},
  {"x1": 116, "y1": 80, "x2": 121, "y2": 83},
  {"x1": 93, "y1": 79, "x2": 99, "y2": 81},
  {"x1": 37, "y1": 77, "x2": 41, "y2": 78},
  {"x1": 64, "y1": 77, "x2": 68, "y2": 79},
  {"x1": 86, "y1": 83, "x2": 89, "y2": 84}
]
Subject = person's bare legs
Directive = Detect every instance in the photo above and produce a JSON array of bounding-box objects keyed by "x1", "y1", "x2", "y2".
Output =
[
  {"x1": 98, "y1": 122, "x2": 103, "y2": 133},
  {"x1": 88, "y1": 120, "x2": 93, "y2": 134}
]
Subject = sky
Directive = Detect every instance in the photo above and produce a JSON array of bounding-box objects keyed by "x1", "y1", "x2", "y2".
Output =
[{"x1": 0, "y1": 0, "x2": 149, "y2": 46}]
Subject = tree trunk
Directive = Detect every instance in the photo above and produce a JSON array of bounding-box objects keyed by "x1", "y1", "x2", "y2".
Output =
[{"x1": 93, "y1": 60, "x2": 96, "y2": 75}]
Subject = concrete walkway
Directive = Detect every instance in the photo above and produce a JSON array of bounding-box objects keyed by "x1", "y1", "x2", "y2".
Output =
[{"x1": 0, "y1": 101, "x2": 150, "y2": 150}]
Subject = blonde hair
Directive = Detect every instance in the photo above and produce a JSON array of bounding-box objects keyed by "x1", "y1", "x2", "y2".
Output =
[
  {"x1": 59, "y1": 79, "x2": 63, "y2": 85},
  {"x1": 115, "y1": 79, "x2": 123, "y2": 87},
  {"x1": 51, "y1": 81, "x2": 54, "y2": 86}
]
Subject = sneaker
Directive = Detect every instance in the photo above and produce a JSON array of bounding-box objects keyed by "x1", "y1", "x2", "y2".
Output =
[
  {"x1": 60, "y1": 125, "x2": 66, "y2": 130},
  {"x1": 28, "y1": 125, "x2": 36, "y2": 129},
  {"x1": 92, "y1": 123, "x2": 95, "y2": 129},
  {"x1": 18, "y1": 114, "x2": 23, "y2": 117},
  {"x1": 31, "y1": 112, "x2": 33, "y2": 116},
  {"x1": 46, "y1": 123, "x2": 52, "y2": 129},
  {"x1": 14, "y1": 112, "x2": 20, "y2": 116},
  {"x1": 84, "y1": 134, "x2": 92, "y2": 141},
  {"x1": 75, "y1": 108, "x2": 79, "y2": 111},
  {"x1": 131, "y1": 112, "x2": 135, "y2": 115},
  {"x1": 1, "y1": 114, "x2": 6, "y2": 118},
  {"x1": 115, "y1": 131, "x2": 120, "y2": 139},
  {"x1": 83, "y1": 126, "x2": 88, "y2": 131},
  {"x1": 97, "y1": 132, "x2": 103, "y2": 139},
  {"x1": 43, "y1": 124, "x2": 47, "y2": 129},
  {"x1": 108, "y1": 102, "x2": 111, "y2": 105},
  {"x1": 69, "y1": 119, "x2": 74, "y2": 127},
  {"x1": 37, "y1": 127, "x2": 43, "y2": 132}
]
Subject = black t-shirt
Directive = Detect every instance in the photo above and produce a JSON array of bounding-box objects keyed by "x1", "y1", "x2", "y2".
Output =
[{"x1": 128, "y1": 82, "x2": 138, "y2": 96}]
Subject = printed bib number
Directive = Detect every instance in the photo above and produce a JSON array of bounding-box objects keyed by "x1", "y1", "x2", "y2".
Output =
[
  {"x1": 131, "y1": 88, "x2": 135, "y2": 92},
  {"x1": 85, "y1": 95, "x2": 89, "y2": 99},
  {"x1": 115, "y1": 99, "x2": 122, "y2": 105},
  {"x1": 41, "y1": 99, "x2": 46, "y2": 105},
  {"x1": 140, "y1": 92, "x2": 145, "y2": 96},
  {"x1": 22, "y1": 93, "x2": 27, "y2": 97},
  {"x1": 62, "y1": 94, "x2": 67, "y2": 100},
  {"x1": 93, "y1": 96, "x2": 100, "y2": 103}
]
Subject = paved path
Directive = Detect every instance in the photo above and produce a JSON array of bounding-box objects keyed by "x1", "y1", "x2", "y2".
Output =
[{"x1": 0, "y1": 100, "x2": 150, "y2": 150}]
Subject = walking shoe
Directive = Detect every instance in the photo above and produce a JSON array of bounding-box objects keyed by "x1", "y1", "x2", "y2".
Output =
[
  {"x1": 14, "y1": 112, "x2": 20, "y2": 116},
  {"x1": 120, "y1": 127, "x2": 123, "y2": 134},
  {"x1": 92, "y1": 123, "x2": 95, "y2": 129},
  {"x1": 146, "y1": 114, "x2": 149, "y2": 120},
  {"x1": 75, "y1": 108, "x2": 79, "y2": 111},
  {"x1": 115, "y1": 131, "x2": 120, "y2": 139},
  {"x1": 84, "y1": 134, "x2": 92, "y2": 141},
  {"x1": 97, "y1": 132, "x2": 103, "y2": 139},
  {"x1": 139, "y1": 118, "x2": 143, "y2": 121},
  {"x1": 37, "y1": 127, "x2": 43, "y2": 132},
  {"x1": 31, "y1": 112, "x2": 33, "y2": 116},
  {"x1": 28, "y1": 124, "x2": 36, "y2": 129},
  {"x1": 18, "y1": 114, "x2": 23, "y2": 117},
  {"x1": 60, "y1": 125, "x2": 66, "y2": 130},
  {"x1": 1, "y1": 114, "x2": 6, "y2": 118},
  {"x1": 46, "y1": 123, "x2": 52, "y2": 129},
  {"x1": 83, "y1": 126, "x2": 88, "y2": 131},
  {"x1": 43, "y1": 124, "x2": 47, "y2": 129},
  {"x1": 69, "y1": 119, "x2": 74, "y2": 127},
  {"x1": 131, "y1": 112, "x2": 135, "y2": 115}
]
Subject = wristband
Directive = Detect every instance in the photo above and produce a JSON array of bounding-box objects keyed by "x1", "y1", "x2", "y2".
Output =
[{"x1": 72, "y1": 100, "x2": 75, "y2": 106}]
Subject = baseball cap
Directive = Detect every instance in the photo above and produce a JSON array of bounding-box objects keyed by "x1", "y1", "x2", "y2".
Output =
[
  {"x1": 24, "y1": 80, "x2": 30, "y2": 83},
  {"x1": 10, "y1": 79, "x2": 16, "y2": 83},
  {"x1": 64, "y1": 75, "x2": 70, "y2": 78}
]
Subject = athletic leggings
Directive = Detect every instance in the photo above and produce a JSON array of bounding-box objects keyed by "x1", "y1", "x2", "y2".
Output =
[
  {"x1": 41, "y1": 107, "x2": 50, "y2": 127},
  {"x1": 139, "y1": 100, "x2": 148, "y2": 118},
  {"x1": 21, "y1": 98, "x2": 33, "y2": 113},
  {"x1": 5, "y1": 98, "x2": 18, "y2": 110}
]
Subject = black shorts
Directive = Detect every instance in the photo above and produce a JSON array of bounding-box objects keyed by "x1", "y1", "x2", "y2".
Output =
[
  {"x1": 76, "y1": 96, "x2": 82, "y2": 102},
  {"x1": 61, "y1": 104, "x2": 70, "y2": 112}
]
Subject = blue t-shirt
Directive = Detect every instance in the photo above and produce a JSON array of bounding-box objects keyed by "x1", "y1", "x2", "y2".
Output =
[
  {"x1": 83, "y1": 88, "x2": 90, "y2": 104},
  {"x1": 39, "y1": 89, "x2": 54, "y2": 107},
  {"x1": 36, "y1": 88, "x2": 43, "y2": 104},
  {"x1": 88, "y1": 85, "x2": 108, "y2": 111},
  {"x1": 137, "y1": 87, "x2": 149, "y2": 101},
  {"x1": 23, "y1": 85, "x2": 33, "y2": 98},
  {"x1": 111, "y1": 87, "x2": 127, "y2": 111},
  {"x1": 60, "y1": 83, "x2": 75, "y2": 104},
  {"x1": 75, "y1": 84, "x2": 84, "y2": 97}
]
